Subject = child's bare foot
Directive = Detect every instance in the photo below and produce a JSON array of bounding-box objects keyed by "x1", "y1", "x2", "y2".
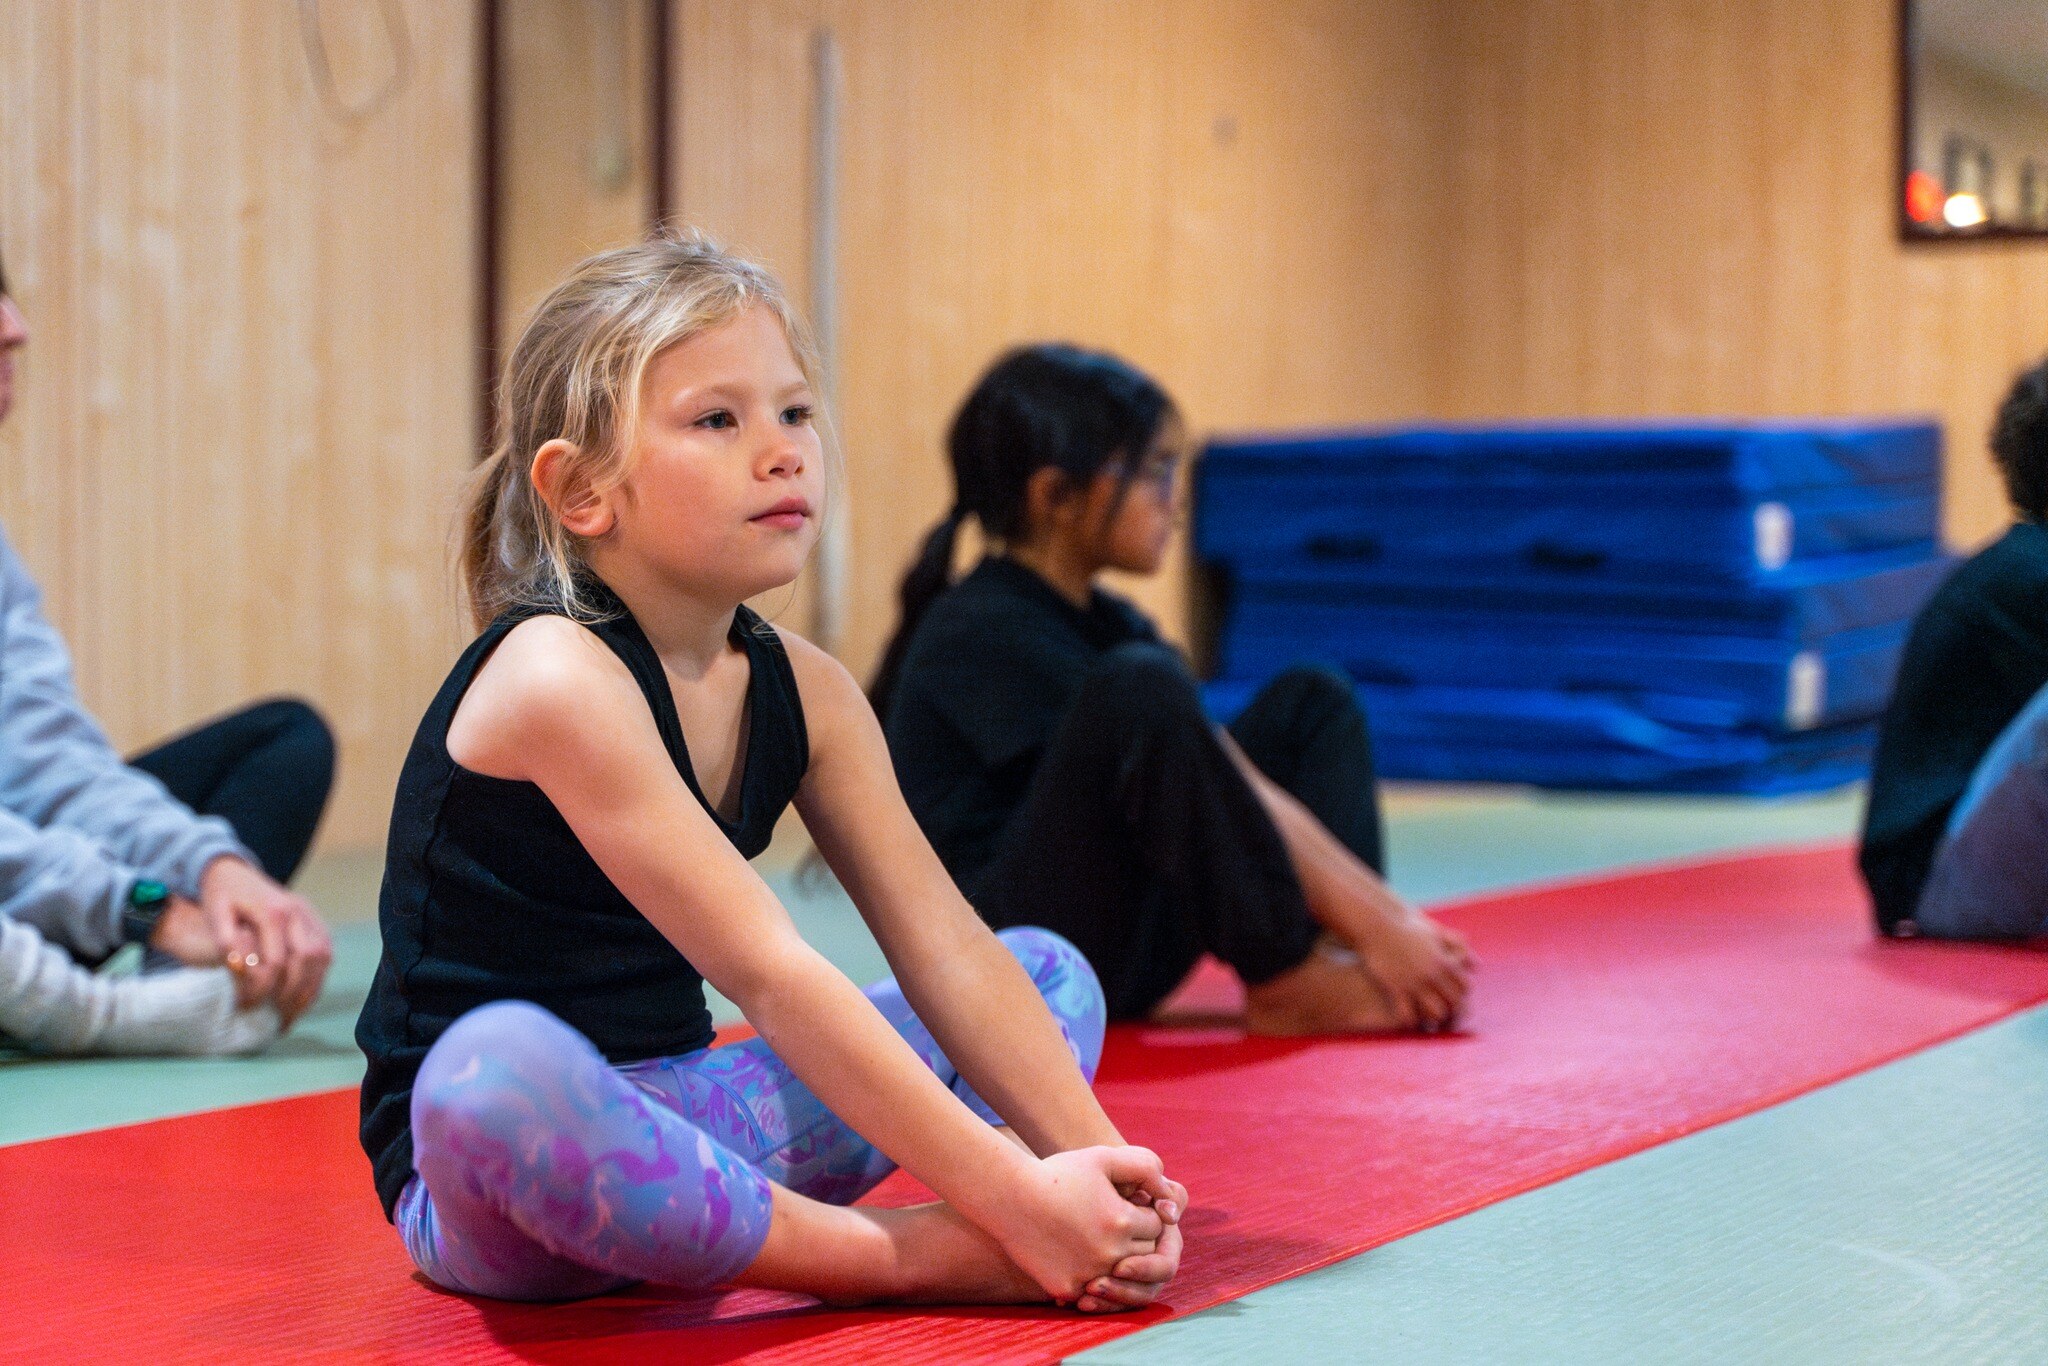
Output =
[
  {"x1": 822, "y1": 1202, "x2": 1051, "y2": 1308},
  {"x1": 1244, "y1": 940, "x2": 1407, "y2": 1036}
]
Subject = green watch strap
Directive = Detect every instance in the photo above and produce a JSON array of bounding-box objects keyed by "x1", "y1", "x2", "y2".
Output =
[{"x1": 121, "y1": 878, "x2": 171, "y2": 945}]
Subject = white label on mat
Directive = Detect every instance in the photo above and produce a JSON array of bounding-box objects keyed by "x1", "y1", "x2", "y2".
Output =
[
  {"x1": 1755, "y1": 501, "x2": 1794, "y2": 571},
  {"x1": 1786, "y1": 650, "x2": 1825, "y2": 730}
]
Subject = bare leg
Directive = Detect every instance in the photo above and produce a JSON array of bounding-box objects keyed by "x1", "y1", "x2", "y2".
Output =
[
  {"x1": 733, "y1": 1187, "x2": 1047, "y2": 1307},
  {"x1": 403, "y1": 962, "x2": 1101, "y2": 1305}
]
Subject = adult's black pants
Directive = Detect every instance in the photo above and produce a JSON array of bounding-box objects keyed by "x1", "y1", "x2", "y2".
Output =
[
  {"x1": 969, "y1": 645, "x2": 1383, "y2": 1019},
  {"x1": 128, "y1": 697, "x2": 336, "y2": 883}
]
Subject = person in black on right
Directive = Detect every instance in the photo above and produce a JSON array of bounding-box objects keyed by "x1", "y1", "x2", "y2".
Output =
[
  {"x1": 1862, "y1": 357, "x2": 2048, "y2": 941},
  {"x1": 874, "y1": 344, "x2": 1472, "y2": 1034}
]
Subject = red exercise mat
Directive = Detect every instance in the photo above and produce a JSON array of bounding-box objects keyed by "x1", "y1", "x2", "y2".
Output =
[{"x1": 7, "y1": 845, "x2": 2048, "y2": 1364}]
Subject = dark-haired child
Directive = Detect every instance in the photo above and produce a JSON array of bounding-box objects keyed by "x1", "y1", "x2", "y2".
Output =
[
  {"x1": 875, "y1": 345, "x2": 1472, "y2": 1033},
  {"x1": 1863, "y1": 359, "x2": 2048, "y2": 939}
]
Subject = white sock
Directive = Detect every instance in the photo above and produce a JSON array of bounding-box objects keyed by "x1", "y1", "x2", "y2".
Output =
[{"x1": 0, "y1": 915, "x2": 281, "y2": 1057}]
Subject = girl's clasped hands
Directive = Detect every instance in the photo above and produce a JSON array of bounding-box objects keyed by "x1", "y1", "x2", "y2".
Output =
[{"x1": 1004, "y1": 1146, "x2": 1189, "y2": 1312}]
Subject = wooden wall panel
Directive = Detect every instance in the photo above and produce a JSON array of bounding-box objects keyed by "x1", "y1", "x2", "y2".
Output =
[
  {"x1": 495, "y1": 0, "x2": 661, "y2": 353},
  {"x1": 671, "y1": 0, "x2": 829, "y2": 638},
  {"x1": 11, "y1": 0, "x2": 2006, "y2": 856},
  {"x1": 0, "y1": 0, "x2": 479, "y2": 850},
  {"x1": 1439, "y1": 0, "x2": 2048, "y2": 547},
  {"x1": 674, "y1": 0, "x2": 1447, "y2": 674}
]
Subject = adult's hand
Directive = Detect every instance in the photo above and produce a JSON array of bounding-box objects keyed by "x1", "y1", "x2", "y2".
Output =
[
  {"x1": 146, "y1": 893, "x2": 222, "y2": 969},
  {"x1": 191, "y1": 855, "x2": 332, "y2": 1025}
]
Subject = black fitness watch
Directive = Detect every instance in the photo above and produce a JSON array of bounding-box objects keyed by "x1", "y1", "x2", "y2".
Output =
[{"x1": 121, "y1": 878, "x2": 172, "y2": 946}]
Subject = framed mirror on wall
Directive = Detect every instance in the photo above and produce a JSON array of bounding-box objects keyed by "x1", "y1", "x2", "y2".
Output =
[
  {"x1": 481, "y1": 0, "x2": 671, "y2": 440},
  {"x1": 1901, "y1": 0, "x2": 2048, "y2": 239}
]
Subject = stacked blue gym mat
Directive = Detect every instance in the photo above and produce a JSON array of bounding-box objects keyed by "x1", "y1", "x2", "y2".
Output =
[{"x1": 1196, "y1": 421, "x2": 1952, "y2": 793}]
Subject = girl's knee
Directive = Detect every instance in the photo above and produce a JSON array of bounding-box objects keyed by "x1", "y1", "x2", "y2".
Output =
[
  {"x1": 273, "y1": 697, "x2": 337, "y2": 791},
  {"x1": 1275, "y1": 663, "x2": 1358, "y2": 712},
  {"x1": 1250, "y1": 665, "x2": 1365, "y2": 740},
  {"x1": 996, "y1": 926, "x2": 1107, "y2": 1079},
  {"x1": 421, "y1": 999, "x2": 577, "y2": 1077},
  {"x1": 1077, "y1": 643, "x2": 1205, "y2": 730},
  {"x1": 245, "y1": 695, "x2": 335, "y2": 756},
  {"x1": 996, "y1": 923, "x2": 1080, "y2": 970},
  {"x1": 413, "y1": 1000, "x2": 588, "y2": 1137}
]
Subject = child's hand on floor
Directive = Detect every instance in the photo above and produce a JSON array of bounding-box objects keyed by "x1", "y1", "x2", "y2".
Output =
[
  {"x1": 998, "y1": 1145, "x2": 1176, "y2": 1305},
  {"x1": 1431, "y1": 919, "x2": 1476, "y2": 970},
  {"x1": 1359, "y1": 913, "x2": 1471, "y2": 1031}
]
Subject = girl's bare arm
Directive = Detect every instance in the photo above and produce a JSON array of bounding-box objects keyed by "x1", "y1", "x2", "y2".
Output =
[
  {"x1": 448, "y1": 616, "x2": 1169, "y2": 1299},
  {"x1": 1218, "y1": 731, "x2": 1471, "y2": 1028},
  {"x1": 783, "y1": 633, "x2": 1131, "y2": 1159}
]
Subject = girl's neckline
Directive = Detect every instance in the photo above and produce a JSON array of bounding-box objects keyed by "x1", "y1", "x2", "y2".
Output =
[
  {"x1": 615, "y1": 604, "x2": 763, "y2": 835},
  {"x1": 498, "y1": 579, "x2": 766, "y2": 836}
]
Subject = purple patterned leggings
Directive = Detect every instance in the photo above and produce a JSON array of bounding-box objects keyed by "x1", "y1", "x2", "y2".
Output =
[{"x1": 398, "y1": 926, "x2": 1106, "y2": 1301}]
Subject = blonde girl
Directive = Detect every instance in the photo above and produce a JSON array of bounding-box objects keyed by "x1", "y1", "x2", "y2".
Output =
[{"x1": 355, "y1": 234, "x2": 1185, "y2": 1309}]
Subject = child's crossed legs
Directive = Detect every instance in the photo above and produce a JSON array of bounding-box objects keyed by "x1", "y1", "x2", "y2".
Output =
[{"x1": 400, "y1": 926, "x2": 1106, "y2": 1302}]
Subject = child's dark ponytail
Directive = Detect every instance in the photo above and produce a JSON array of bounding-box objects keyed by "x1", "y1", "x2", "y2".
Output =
[
  {"x1": 869, "y1": 344, "x2": 1175, "y2": 721},
  {"x1": 868, "y1": 506, "x2": 966, "y2": 721}
]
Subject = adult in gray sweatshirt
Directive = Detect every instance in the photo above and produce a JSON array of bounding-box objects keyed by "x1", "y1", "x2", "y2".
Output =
[{"x1": 0, "y1": 249, "x2": 335, "y2": 1055}]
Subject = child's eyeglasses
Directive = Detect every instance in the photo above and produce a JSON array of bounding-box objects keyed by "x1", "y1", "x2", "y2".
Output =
[{"x1": 1134, "y1": 452, "x2": 1183, "y2": 490}]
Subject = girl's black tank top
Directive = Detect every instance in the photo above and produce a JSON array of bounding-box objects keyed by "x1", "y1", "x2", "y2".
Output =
[{"x1": 355, "y1": 584, "x2": 809, "y2": 1220}]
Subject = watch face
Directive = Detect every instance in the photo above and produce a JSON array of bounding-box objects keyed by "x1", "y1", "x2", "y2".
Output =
[{"x1": 122, "y1": 881, "x2": 171, "y2": 946}]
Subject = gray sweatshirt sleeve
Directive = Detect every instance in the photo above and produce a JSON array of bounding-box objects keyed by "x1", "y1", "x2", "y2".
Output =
[
  {"x1": 0, "y1": 912, "x2": 278, "y2": 1055},
  {"x1": 0, "y1": 531, "x2": 250, "y2": 958}
]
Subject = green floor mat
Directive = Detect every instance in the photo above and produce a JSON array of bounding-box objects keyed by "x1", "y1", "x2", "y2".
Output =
[{"x1": 1076, "y1": 1002, "x2": 2048, "y2": 1364}]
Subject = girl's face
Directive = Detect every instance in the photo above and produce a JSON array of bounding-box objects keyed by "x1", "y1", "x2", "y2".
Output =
[
  {"x1": 1077, "y1": 417, "x2": 1185, "y2": 576},
  {"x1": 0, "y1": 296, "x2": 28, "y2": 425},
  {"x1": 601, "y1": 305, "x2": 824, "y2": 603}
]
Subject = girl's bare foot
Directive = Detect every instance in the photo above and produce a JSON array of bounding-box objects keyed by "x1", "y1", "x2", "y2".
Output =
[
  {"x1": 880, "y1": 1201, "x2": 1055, "y2": 1305},
  {"x1": 738, "y1": 1184, "x2": 1048, "y2": 1306},
  {"x1": 1244, "y1": 940, "x2": 1407, "y2": 1036}
]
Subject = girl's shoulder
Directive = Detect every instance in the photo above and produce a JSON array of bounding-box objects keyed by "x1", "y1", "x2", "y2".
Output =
[
  {"x1": 761, "y1": 619, "x2": 864, "y2": 731},
  {"x1": 1089, "y1": 584, "x2": 1161, "y2": 642},
  {"x1": 448, "y1": 613, "x2": 646, "y2": 782},
  {"x1": 478, "y1": 613, "x2": 633, "y2": 700},
  {"x1": 924, "y1": 562, "x2": 1159, "y2": 659},
  {"x1": 744, "y1": 618, "x2": 885, "y2": 787},
  {"x1": 909, "y1": 561, "x2": 1061, "y2": 650}
]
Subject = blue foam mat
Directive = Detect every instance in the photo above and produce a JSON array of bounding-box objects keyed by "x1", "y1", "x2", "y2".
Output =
[
  {"x1": 1201, "y1": 419, "x2": 1941, "y2": 492},
  {"x1": 1216, "y1": 548, "x2": 1951, "y2": 643},
  {"x1": 1199, "y1": 421, "x2": 1941, "y2": 584},
  {"x1": 1197, "y1": 477, "x2": 1936, "y2": 584},
  {"x1": 1195, "y1": 420, "x2": 1945, "y2": 791},
  {"x1": 1205, "y1": 678, "x2": 1876, "y2": 793},
  {"x1": 1218, "y1": 610, "x2": 1910, "y2": 732}
]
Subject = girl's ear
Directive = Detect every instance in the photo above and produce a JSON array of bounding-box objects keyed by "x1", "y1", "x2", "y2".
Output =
[
  {"x1": 1022, "y1": 465, "x2": 1076, "y2": 538},
  {"x1": 531, "y1": 439, "x2": 616, "y2": 539}
]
